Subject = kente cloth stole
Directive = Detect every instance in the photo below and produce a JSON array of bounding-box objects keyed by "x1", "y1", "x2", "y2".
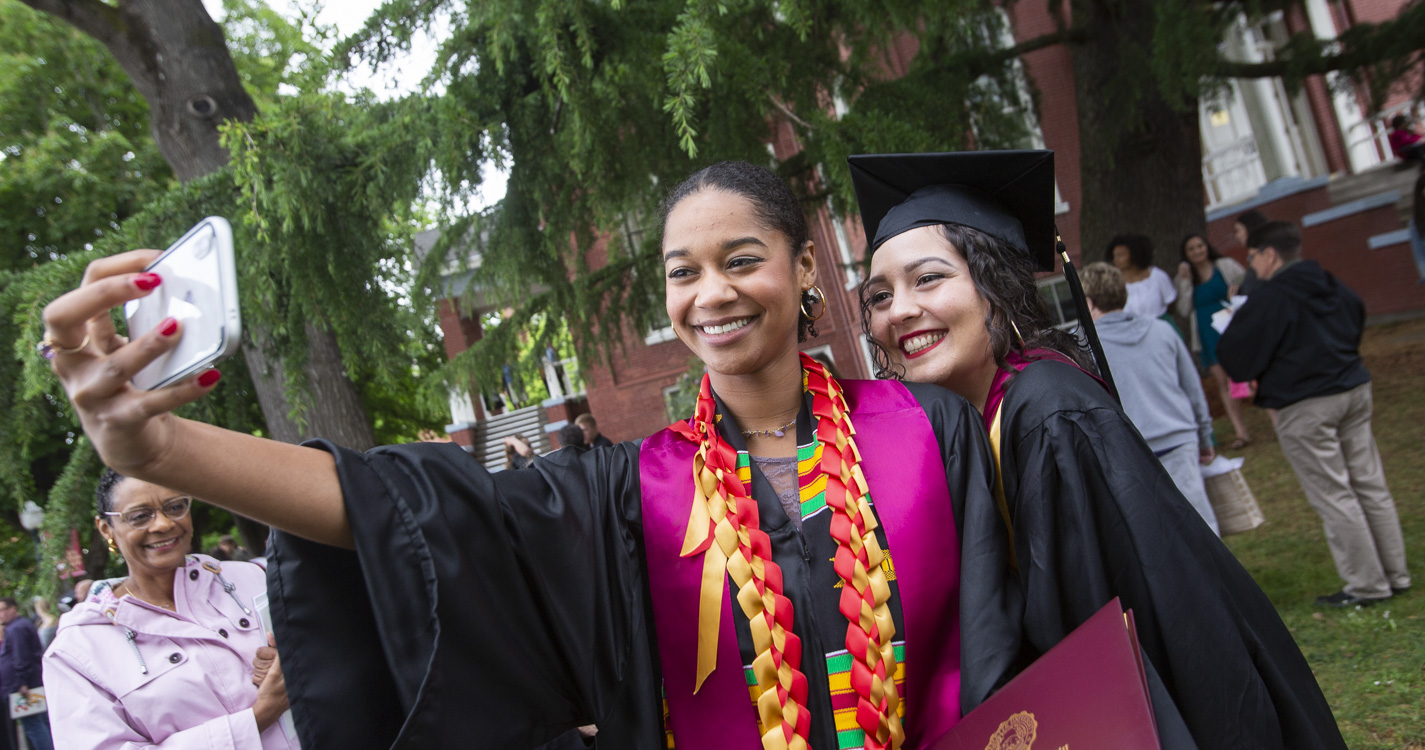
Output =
[
  {"x1": 736, "y1": 437, "x2": 904, "y2": 750},
  {"x1": 640, "y1": 376, "x2": 964, "y2": 750}
]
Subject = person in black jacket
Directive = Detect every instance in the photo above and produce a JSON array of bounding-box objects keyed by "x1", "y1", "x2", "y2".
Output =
[{"x1": 1218, "y1": 221, "x2": 1411, "y2": 608}]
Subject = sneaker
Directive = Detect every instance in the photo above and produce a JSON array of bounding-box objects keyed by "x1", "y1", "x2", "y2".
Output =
[{"x1": 1314, "y1": 591, "x2": 1388, "y2": 608}]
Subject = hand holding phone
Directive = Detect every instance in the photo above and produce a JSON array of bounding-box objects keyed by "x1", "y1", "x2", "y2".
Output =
[{"x1": 124, "y1": 217, "x2": 241, "y2": 390}]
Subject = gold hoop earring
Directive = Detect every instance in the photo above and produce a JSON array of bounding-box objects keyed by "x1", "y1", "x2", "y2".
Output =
[
  {"x1": 1010, "y1": 320, "x2": 1026, "y2": 348},
  {"x1": 107, "y1": 536, "x2": 120, "y2": 558},
  {"x1": 800, "y1": 285, "x2": 826, "y2": 323}
]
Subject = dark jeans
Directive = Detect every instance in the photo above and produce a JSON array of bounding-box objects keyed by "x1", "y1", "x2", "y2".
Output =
[{"x1": 16, "y1": 714, "x2": 52, "y2": 750}]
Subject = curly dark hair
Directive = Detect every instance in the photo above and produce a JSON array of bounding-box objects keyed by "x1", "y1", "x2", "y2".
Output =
[
  {"x1": 859, "y1": 224, "x2": 1094, "y2": 381},
  {"x1": 660, "y1": 161, "x2": 821, "y2": 341},
  {"x1": 1105, "y1": 233, "x2": 1154, "y2": 271},
  {"x1": 96, "y1": 467, "x2": 128, "y2": 516},
  {"x1": 1178, "y1": 233, "x2": 1224, "y2": 287}
]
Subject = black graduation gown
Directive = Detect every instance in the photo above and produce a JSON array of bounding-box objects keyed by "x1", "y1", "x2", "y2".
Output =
[
  {"x1": 265, "y1": 384, "x2": 1008, "y2": 750},
  {"x1": 990, "y1": 359, "x2": 1346, "y2": 749}
]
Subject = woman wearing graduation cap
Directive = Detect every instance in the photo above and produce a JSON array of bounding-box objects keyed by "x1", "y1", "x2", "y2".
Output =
[
  {"x1": 37, "y1": 159, "x2": 1069, "y2": 750},
  {"x1": 855, "y1": 150, "x2": 1346, "y2": 750}
]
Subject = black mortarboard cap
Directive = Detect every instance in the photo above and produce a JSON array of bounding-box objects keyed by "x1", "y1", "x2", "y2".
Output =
[{"x1": 847, "y1": 150, "x2": 1057, "y2": 272}]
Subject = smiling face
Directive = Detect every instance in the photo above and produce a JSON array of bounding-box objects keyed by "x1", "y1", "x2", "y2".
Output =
[
  {"x1": 663, "y1": 189, "x2": 815, "y2": 381},
  {"x1": 1183, "y1": 235, "x2": 1210, "y2": 265},
  {"x1": 97, "y1": 477, "x2": 193, "y2": 577},
  {"x1": 865, "y1": 226, "x2": 997, "y2": 408}
]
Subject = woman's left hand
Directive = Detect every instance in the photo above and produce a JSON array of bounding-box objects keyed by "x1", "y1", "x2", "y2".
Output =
[
  {"x1": 252, "y1": 633, "x2": 277, "y2": 686},
  {"x1": 252, "y1": 648, "x2": 289, "y2": 731}
]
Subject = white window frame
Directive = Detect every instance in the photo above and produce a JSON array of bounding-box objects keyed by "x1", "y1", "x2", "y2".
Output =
[
  {"x1": 976, "y1": 10, "x2": 1071, "y2": 216},
  {"x1": 1037, "y1": 275, "x2": 1080, "y2": 331}
]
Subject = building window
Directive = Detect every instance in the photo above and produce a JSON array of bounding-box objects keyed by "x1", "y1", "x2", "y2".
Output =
[
  {"x1": 1038, "y1": 276, "x2": 1080, "y2": 330},
  {"x1": 645, "y1": 324, "x2": 679, "y2": 345},
  {"x1": 828, "y1": 207, "x2": 862, "y2": 289},
  {"x1": 972, "y1": 10, "x2": 1070, "y2": 216},
  {"x1": 662, "y1": 371, "x2": 703, "y2": 423}
]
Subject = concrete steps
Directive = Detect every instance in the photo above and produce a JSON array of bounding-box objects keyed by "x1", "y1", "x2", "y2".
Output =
[{"x1": 1327, "y1": 163, "x2": 1419, "y2": 224}]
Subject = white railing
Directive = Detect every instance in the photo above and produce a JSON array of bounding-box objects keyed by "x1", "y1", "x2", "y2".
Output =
[
  {"x1": 1203, "y1": 137, "x2": 1267, "y2": 207},
  {"x1": 543, "y1": 357, "x2": 585, "y2": 400},
  {"x1": 1344, "y1": 100, "x2": 1424, "y2": 166}
]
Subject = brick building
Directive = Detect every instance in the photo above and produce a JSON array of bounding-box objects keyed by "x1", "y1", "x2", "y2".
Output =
[{"x1": 439, "y1": 0, "x2": 1424, "y2": 458}]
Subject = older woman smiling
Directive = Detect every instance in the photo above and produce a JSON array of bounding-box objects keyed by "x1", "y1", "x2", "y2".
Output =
[{"x1": 42, "y1": 470, "x2": 296, "y2": 749}]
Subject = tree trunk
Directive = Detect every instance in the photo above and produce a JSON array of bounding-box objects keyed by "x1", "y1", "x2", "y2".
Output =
[
  {"x1": 80, "y1": 525, "x2": 110, "y2": 584},
  {"x1": 237, "y1": 325, "x2": 375, "y2": 554},
  {"x1": 21, "y1": 0, "x2": 378, "y2": 554},
  {"x1": 18, "y1": 0, "x2": 257, "y2": 181},
  {"x1": 1070, "y1": 0, "x2": 1207, "y2": 271},
  {"x1": 241, "y1": 323, "x2": 377, "y2": 449}
]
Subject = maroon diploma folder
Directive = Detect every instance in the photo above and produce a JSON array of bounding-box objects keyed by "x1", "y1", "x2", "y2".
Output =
[{"x1": 930, "y1": 598, "x2": 1162, "y2": 750}]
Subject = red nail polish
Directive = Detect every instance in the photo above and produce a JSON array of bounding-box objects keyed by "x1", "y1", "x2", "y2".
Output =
[
  {"x1": 134, "y1": 273, "x2": 162, "y2": 291},
  {"x1": 158, "y1": 318, "x2": 179, "y2": 337},
  {"x1": 197, "y1": 370, "x2": 222, "y2": 388}
]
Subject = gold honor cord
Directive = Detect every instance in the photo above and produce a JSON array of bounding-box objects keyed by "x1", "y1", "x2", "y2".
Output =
[
  {"x1": 679, "y1": 376, "x2": 811, "y2": 750},
  {"x1": 677, "y1": 355, "x2": 905, "y2": 750},
  {"x1": 811, "y1": 362, "x2": 903, "y2": 750}
]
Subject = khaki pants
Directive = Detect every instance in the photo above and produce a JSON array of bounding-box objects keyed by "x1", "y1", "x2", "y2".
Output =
[{"x1": 1277, "y1": 383, "x2": 1411, "y2": 599}]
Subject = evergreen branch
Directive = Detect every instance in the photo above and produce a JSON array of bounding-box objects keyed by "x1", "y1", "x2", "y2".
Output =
[
  {"x1": 15, "y1": 0, "x2": 121, "y2": 48},
  {"x1": 1217, "y1": 4, "x2": 1424, "y2": 80},
  {"x1": 768, "y1": 94, "x2": 813, "y2": 130}
]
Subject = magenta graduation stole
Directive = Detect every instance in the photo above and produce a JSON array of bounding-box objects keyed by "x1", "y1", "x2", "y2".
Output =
[{"x1": 639, "y1": 378, "x2": 964, "y2": 749}]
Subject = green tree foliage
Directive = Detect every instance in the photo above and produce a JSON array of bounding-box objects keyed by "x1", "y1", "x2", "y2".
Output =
[
  {"x1": 0, "y1": 0, "x2": 442, "y2": 599},
  {"x1": 383, "y1": 0, "x2": 1420, "y2": 395},
  {"x1": 3, "y1": 0, "x2": 1419, "y2": 602},
  {"x1": 0, "y1": 1, "x2": 172, "y2": 270}
]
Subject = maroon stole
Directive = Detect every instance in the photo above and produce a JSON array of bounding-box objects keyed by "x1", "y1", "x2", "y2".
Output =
[{"x1": 639, "y1": 379, "x2": 964, "y2": 749}]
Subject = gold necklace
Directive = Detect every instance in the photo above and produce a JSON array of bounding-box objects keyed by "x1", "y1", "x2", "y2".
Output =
[{"x1": 118, "y1": 580, "x2": 175, "y2": 612}]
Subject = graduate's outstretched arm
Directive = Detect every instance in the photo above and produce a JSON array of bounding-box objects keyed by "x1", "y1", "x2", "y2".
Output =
[{"x1": 42, "y1": 251, "x2": 353, "y2": 548}]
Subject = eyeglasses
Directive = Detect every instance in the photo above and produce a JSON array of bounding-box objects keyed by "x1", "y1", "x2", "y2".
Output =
[{"x1": 103, "y1": 497, "x2": 193, "y2": 529}]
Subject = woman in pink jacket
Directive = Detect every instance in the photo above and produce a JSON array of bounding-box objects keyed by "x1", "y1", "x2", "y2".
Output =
[{"x1": 42, "y1": 469, "x2": 297, "y2": 749}]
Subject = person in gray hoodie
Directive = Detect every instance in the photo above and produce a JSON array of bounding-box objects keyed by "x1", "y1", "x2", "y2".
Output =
[{"x1": 1082, "y1": 262, "x2": 1220, "y2": 536}]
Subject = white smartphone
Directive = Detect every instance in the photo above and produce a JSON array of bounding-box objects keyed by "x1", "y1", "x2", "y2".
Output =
[{"x1": 124, "y1": 217, "x2": 242, "y2": 390}]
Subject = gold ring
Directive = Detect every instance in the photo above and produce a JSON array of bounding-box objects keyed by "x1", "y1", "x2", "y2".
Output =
[{"x1": 38, "y1": 332, "x2": 91, "y2": 360}]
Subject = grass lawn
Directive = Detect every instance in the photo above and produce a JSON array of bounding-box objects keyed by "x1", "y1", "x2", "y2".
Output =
[{"x1": 1216, "y1": 316, "x2": 1425, "y2": 749}]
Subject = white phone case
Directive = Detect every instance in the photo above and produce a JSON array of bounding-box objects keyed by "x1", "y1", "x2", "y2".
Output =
[{"x1": 124, "y1": 217, "x2": 242, "y2": 390}]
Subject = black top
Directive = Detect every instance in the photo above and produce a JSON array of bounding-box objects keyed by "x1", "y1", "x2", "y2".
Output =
[
  {"x1": 1216, "y1": 260, "x2": 1370, "y2": 409},
  {"x1": 266, "y1": 384, "x2": 1005, "y2": 749},
  {"x1": 993, "y1": 359, "x2": 1346, "y2": 749},
  {"x1": 0, "y1": 616, "x2": 44, "y2": 696}
]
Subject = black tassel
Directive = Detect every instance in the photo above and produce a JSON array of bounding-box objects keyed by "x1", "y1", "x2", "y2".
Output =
[{"x1": 1056, "y1": 230, "x2": 1120, "y2": 403}]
